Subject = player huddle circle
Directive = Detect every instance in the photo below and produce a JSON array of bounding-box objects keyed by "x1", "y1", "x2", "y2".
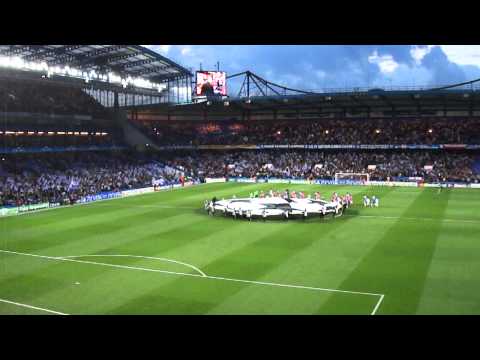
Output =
[{"x1": 204, "y1": 189, "x2": 355, "y2": 221}]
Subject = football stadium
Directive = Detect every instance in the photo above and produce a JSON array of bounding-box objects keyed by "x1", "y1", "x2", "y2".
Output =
[{"x1": 1, "y1": 45, "x2": 480, "y2": 315}]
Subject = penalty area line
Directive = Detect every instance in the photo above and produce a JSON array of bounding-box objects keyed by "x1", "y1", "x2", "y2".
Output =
[
  {"x1": 58, "y1": 254, "x2": 207, "y2": 277},
  {"x1": 0, "y1": 298, "x2": 68, "y2": 315},
  {"x1": 0, "y1": 249, "x2": 384, "y2": 315},
  {"x1": 371, "y1": 294, "x2": 384, "y2": 315}
]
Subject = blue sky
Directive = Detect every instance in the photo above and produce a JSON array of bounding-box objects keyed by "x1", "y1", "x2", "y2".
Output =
[{"x1": 145, "y1": 45, "x2": 480, "y2": 92}]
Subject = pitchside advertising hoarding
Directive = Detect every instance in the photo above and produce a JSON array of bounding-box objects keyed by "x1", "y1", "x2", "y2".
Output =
[
  {"x1": 205, "y1": 178, "x2": 227, "y2": 183},
  {"x1": 78, "y1": 191, "x2": 122, "y2": 204},
  {"x1": 0, "y1": 203, "x2": 50, "y2": 216},
  {"x1": 196, "y1": 71, "x2": 227, "y2": 96},
  {"x1": 226, "y1": 177, "x2": 445, "y2": 187},
  {"x1": 154, "y1": 144, "x2": 480, "y2": 151},
  {"x1": 17, "y1": 203, "x2": 50, "y2": 213},
  {"x1": 122, "y1": 187, "x2": 155, "y2": 197}
]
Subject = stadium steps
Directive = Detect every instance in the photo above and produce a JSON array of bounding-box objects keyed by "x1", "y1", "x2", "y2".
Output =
[{"x1": 114, "y1": 110, "x2": 162, "y2": 151}]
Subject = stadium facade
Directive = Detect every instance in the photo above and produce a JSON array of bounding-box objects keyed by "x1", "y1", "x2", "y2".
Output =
[{"x1": 1, "y1": 44, "x2": 480, "y2": 212}]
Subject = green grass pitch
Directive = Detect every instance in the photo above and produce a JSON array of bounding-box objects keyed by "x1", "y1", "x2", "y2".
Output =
[{"x1": 1, "y1": 182, "x2": 480, "y2": 315}]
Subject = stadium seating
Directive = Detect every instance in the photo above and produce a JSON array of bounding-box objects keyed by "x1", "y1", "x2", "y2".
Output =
[
  {"x1": 0, "y1": 79, "x2": 108, "y2": 117},
  {"x1": 133, "y1": 117, "x2": 480, "y2": 146},
  {"x1": 0, "y1": 151, "x2": 183, "y2": 207},
  {"x1": 163, "y1": 150, "x2": 479, "y2": 184},
  {"x1": 2, "y1": 149, "x2": 478, "y2": 207},
  {"x1": 0, "y1": 78, "x2": 124, "y2": 152}
]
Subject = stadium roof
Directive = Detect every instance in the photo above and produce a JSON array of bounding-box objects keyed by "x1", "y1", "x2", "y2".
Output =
[
  {"x1": 130, "y1": 88, "x2": 480, "y2": 116},
  {"x1": 224, "y1": 89, "x2": 480, "y2": 112},
  {"x1": 0, "y1": 45, "x2": 192, "y2": 82}
]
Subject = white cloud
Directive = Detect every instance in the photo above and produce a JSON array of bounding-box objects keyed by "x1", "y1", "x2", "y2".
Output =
[
  {"x1": 439, "y1": 45, "x2": 480, "y2": 66},
  {"x1": 181, "y1": 46, "x2": 192, "y2": 56},
  {"x1": 368, "y1": 51, "x2": 399, "y2": 74},
  {"x1": 383, "y1": 63, "x2": 433, "y2": 87},
  {"x1": 410, "y1": 45, "x2": 435, "y2": 65}
]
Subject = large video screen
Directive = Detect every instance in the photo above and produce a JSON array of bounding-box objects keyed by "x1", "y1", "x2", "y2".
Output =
[{"x1": 196, "y1": 71, "x2": 227, "y2": 96}]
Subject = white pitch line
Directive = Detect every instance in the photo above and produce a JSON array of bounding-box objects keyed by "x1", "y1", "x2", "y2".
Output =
[
  {"x1": 0, "y1": 249, "x2": 384, "y2": 314},
  {"x1": 0, "y1": 298, "x2": 68, "y2": 315},
  {"x1": 371, "y1": 294, "x2": 384, "y2": 315},
  {"x1": 0, "y1": 249, "x2": 203, "y2": 278},
  {"x1": 205, "y1": 274, "x2": 382, "y2": 297},
  {"x1": 58, "y1": 254, "x2": 207, "y2": 277}
]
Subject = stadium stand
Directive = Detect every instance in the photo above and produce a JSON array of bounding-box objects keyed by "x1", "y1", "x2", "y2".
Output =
[
  {"x1": 0, "y1": 78, "x2": 108, "y2": 116},
  {"x1": 1, "y1": 45, "x2": 480, "y2": 209},
  {"x1": 163, "y1": 150, "x2": 479, "y2": 183},
  {"x1": 0, "y1": 151, "x2": 184, "y2": 207},
  {"x1": 133, "y1": 117, "x2": 480, "y2": 146},
  {"x1": 2, "y1": 149, "x2": 478, "y2": 207},
  {"x1": 0, "y1": 75, "x2": 127, "y2": 152}
]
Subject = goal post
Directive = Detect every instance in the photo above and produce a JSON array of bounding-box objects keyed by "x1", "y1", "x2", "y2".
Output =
[{"x1": 334, "y1": 173, "x2": 370, "y2": 185}]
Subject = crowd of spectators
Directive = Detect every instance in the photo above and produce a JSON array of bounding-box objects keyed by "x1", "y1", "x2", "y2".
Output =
[
  {"x1": 165, "y1": 150, "x2": 480, "y2": 184},
  {"x1": 0, "y1": 151, "x2": 184, "y2": 207},
  {"x1": 0, "y1": 80, "x2": 109, "y2": 117},
  {"x1": 137, "y1": 117, "x2": 480, "y2": 146},
  {"x1": 1, "y1": 149, "x2": 479, "y2": 207}
]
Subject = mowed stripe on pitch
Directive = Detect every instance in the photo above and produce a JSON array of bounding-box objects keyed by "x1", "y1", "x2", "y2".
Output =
[
  {"x1": 4, "y1": 183, "x2": 472, "y2": 314},
  {"x1": 416, "y1": 189, "x2": 480, "y2": 314},
  {"x1": 0, "y1": 186, "x2": 278, "y2": 316},
  {"x1": 203, "y1": 186, "x2": 374, "y2": 314},
  {"x1": 103, "y1": 222, "x2": 311, "y2": 314},
  {"x1": 12, "y1": 220, "x2": 305, "y2": 314},
  {"x1": 0, "y1": 184, "x2": 252, "y2": 313},
  {"x1": 0, "y1": 184, "x2": 384, "y2": 314},
  {"x1": 169, "y1": 186, "x2": 397, "y2": 314},
  {"x1": 98, "y1": 184, "x2": 360, "y2": 314},
  {"x1": 0, "y1": 210, "x2": 211, "y2": 282},
  {"x1": 321, "y1": 188, "x2": 451, "y2": 314}
]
